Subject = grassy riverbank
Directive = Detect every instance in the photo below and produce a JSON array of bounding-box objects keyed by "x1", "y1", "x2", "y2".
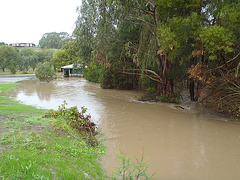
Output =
[{"x1": 0, "y1": 83, "x2": 106, "y2": 179}]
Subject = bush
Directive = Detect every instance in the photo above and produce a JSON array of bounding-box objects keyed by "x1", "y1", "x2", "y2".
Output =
[
  {"x1": 35, "y1": 62, "x2": 56, "y2": 82},
  {"x1": 204, "y1": 71, "x2": 240, "y2": 119},
  {"x1": 43, "y1": 101, "x2": 97, "y2": 146},
  {"x1": 83, "y1": 61, "x2": 102, "y2": 83},
  {"x1": 156, "y1": 94, "x2": 180, "y2": 104},
  {"x1": 145, "y1": 87, "x2": 157, "y2": 95}
]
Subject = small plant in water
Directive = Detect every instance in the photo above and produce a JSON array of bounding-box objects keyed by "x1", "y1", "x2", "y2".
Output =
[{"x1": 112, "y1": 150, "x2": 154, "y2": 180}]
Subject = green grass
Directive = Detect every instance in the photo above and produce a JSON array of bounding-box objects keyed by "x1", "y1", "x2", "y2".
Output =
[
  {"x1": 1, "y1": 130, "x2": 106, "y2": 179},
  {"x1": 0, "y1": 83, "x2": 19, "y2": 91},
  {"x1": 0, "y1": 83, "x2": 106, "y2": 179}
]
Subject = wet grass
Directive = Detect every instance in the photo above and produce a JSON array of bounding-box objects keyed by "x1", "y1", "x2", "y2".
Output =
[
  {"x1": 0, "y1": 83, "x2": 19, "y2": 92},
  {"x1": 0, "y1": 83, "x2": 106, "y2": 179}
]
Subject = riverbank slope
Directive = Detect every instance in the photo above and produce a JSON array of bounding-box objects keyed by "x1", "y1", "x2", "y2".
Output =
[{"x1": 0, "y1": 83, "x2": 106, "y2": 179}]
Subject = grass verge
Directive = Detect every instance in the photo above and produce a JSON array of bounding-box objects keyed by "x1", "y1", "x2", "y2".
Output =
[{"x1": 0, "y1": 83, "x2": 106, "y2": 179}]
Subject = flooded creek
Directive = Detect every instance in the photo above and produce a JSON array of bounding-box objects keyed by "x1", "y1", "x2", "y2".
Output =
[{"x1": 1, "y1": 77, "x2": 240, "y2": 180}]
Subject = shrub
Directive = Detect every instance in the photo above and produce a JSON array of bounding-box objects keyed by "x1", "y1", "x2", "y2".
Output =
[
  {"x1": 156, "y1": 94, "x2": 180, "y2": 104},
  {"x1": 83, "y1": 61, "x2": 102, "y2": 83},
  {"x1": 43, "y1": 101, "x2": 97, "y2": 145},
  {"x1": 145, "y1": 87, "x2": 157, "y2": 95},
  {"x1": 35, "y1": 62, "x2": 56, "y2": 82}
]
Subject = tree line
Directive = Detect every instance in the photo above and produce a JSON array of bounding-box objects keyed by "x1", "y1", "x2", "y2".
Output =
[
  {"x1": 71, "y1": 0, "x2": 240, "y2": 118},
  {"x1": 0, "y1": 32, "x2": 71, "y2": 74},
  {"x1": 0, "y1": 45, "x2": 56, "y2": 73}
]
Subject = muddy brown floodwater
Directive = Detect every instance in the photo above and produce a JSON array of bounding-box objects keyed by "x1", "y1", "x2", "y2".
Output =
[{"x1": 1, "y1": 77, "x2": 240, "y2": 180}]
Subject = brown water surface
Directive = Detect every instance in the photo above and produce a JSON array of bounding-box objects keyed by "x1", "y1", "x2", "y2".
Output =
[{"x1": 1, "y1": 78, "x2": 240, "y2": 180}]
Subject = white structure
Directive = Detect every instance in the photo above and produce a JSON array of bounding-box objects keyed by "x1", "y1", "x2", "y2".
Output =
[
  {"x1": 61, "y1": 64, "x2": 86, "y2": 77},
  {"x1": 10, "y1": 43, "x2": 36, "y2": 47}
]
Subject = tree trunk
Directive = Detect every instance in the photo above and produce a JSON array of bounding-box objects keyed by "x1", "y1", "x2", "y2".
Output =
[
  {"x1": 157, "y1": 53, "x2": 173, "y2": 96},
  {"x1": 195, "y1": 82, "x2": 202, "y2": 101},
  {"x1": 189, "y1": 79, "x2": 196, "y2": 101}
]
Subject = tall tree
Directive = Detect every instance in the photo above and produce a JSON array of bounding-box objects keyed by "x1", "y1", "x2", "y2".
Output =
[
  {"x1": 51, "y1": 49, "x2": 70, "y2": 70},
  {"x1": 39, "y1": 32, "x2": 70, "y2": 49}
]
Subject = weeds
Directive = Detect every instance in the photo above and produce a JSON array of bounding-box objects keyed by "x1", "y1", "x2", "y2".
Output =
[
  {"x1": 112, "y1": 150, "x2": 154, "y2": 180},
  {"x1": 43, "y1": 101, "x2": 98, "y2": 146}
]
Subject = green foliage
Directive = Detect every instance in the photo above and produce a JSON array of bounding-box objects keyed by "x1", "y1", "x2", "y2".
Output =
[
  {"x1": 156, "y1": 0, "x2": 202, "y2": 18},
  {"x1": 0, "y1": 46, "x2": 54, "y2": 73},
  {"x1": 112, "y1": 151, "x2": 154, "y2": 180},
  {"x1": 74, "y1": 0, "x2": 240, "y2": 110},
  {"x1": 73, "y1": 0, "x2": 96, "y2": 64},
  {"x1": 63, "y1": 39, "x2": 82, "y2": 64},
  {"x1": 0, "y1": 42, "x2": 7, "y2": 46},
  {"x1": 157, "y1": 25, "x2": 178, "y2": 53},
  {"x1": 100, "y1": 67, "x2": 136, "y2": 90},
  {"x1": 35, "y1": 62, "x2": 56, "y2": 82},
  {"x1": 39, "y1": 32, "x2": 70, "y2": 49},
  {"x1": 156, "y1": 94, "x2": 180, "y2": 104},
  {"x1": 19, "y1": 48, "x2": 39, "y2": 71},
  {"x1": 198, "y1": 25, "x2": 233, "y2": 61},
  {"x1": 145, "y1": 87, "x2": 157, "y2": 95},
  {"x1": 43, "y1": 101, "x2": 97, "y2": 146},
  {"x1": 84, "y1": 61, "x2": 103, "y2": 83},
  {"x1": 36, "y1": 48, "x2": 56, "y2": 63},
  {"x1": 220, "y1": 3, "x2": 240, "y2": 46},
  {"x1": 51, "y1": 49, "x2": 70, "y2": 70},
  {"x1": 0, "y1": 45, "x2": 19, "y2": 72}
]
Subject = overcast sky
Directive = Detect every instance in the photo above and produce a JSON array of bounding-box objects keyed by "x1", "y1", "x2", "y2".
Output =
[{"x1": 0, "y1": 0, "x2": 81, "y2": 45}]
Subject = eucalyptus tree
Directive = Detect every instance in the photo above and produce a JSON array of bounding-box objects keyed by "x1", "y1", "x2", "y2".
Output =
[
  {"x1": 39, "y1": 32, "x2": 71, "y2": 49},
  {"x1": 51, "y1": 49, "x2": 70, "y2": 70},
  {"x1": 73, "y1": 0, "x2": 98, "y2": 64},
  {"x1": 113, "y1": 0, "x2": 239, "y2": 97},
  {"x1": 74, "y1": 0, "x2": 239, "y2": 100},
  {"x1": 36, "y1": 48, "x2": 56, "y2": 63}
]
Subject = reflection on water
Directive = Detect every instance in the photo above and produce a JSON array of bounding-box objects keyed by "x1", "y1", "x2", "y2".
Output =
[
  {"x1": 0, "y1": 78, "x2": 105, "y2": 123},
  {"x1": 1, "y1": 77, "x2": 240, "y2": 180}
]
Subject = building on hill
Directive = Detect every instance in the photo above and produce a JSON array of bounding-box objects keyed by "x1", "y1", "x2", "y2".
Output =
[{"x1": 10, "y1": 43, "x2": 36, "y2": 47}]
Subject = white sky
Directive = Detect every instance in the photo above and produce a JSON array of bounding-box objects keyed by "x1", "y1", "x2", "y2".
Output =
[{"x1": 0, "y1": 0, "x2": 81, "y2": 45}]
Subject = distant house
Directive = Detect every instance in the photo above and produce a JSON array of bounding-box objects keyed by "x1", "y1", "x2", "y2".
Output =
[
  {"x1": 10, "y1": 43, "x2": 36, "y2": 47},
  {"x1": 61, "y1": 64, "x2": 85, "y2": 77}
]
